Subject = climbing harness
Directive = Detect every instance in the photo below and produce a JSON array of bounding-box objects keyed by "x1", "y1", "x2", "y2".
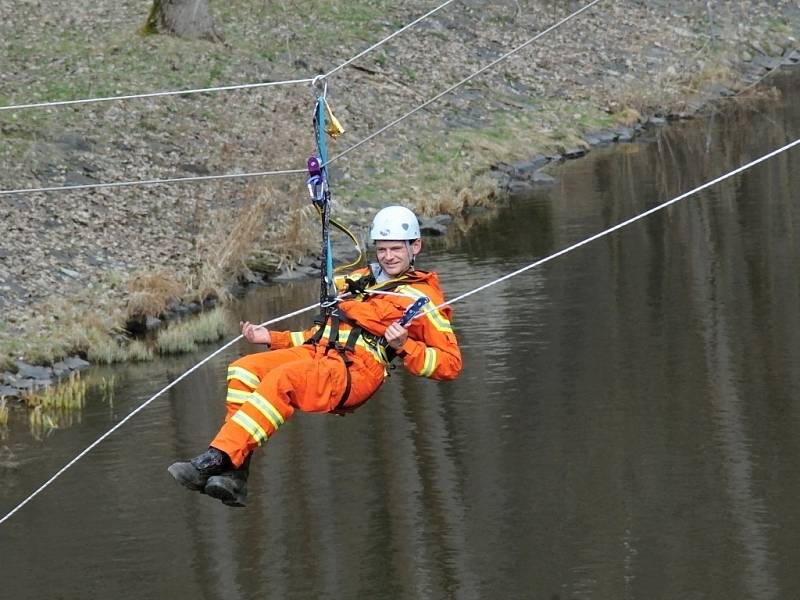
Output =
[{"x1": 307, "y1": 149, "x2": 434, "y2": 409}]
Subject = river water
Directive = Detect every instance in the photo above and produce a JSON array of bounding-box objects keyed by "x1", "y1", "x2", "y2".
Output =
[{"x1": 2, "y1": 72, "x2": 800, "y2": 599}]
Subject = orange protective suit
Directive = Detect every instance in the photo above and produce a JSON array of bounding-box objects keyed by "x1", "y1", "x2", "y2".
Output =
[{"x1": 210, "y1": 268, "x2": 462, "y2": 466}]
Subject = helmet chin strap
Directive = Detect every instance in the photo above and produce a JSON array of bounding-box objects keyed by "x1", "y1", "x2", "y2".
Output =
[{"x1": 406, "y1": 240, "x2": 416, "y2": 268}]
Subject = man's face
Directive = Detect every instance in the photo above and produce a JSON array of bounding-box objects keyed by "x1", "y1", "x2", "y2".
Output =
[{"x1": 375, "y1": 239, "x2": 422, "y2": 276}]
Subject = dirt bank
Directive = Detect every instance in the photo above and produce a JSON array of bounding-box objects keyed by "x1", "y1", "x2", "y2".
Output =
[{"x1": 0, "y1": 0, "x2": 799, "y2": 377}]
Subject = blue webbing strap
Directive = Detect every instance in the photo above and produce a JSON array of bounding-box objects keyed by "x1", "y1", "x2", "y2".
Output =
[{"x1": 315, "y1": 96, "x2": 335, "y2": 300}]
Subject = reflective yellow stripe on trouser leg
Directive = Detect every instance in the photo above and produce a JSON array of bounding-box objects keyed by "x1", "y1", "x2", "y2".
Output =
[
  {"x1": 227, "y1": 365, "x2": 261, "y2": 389},
  {"x1": 226, "y1": 387, "x2": 251, "y2": 406},
  {"x1": 229, "y1": 391, "x2": 286, "y2": 447}
]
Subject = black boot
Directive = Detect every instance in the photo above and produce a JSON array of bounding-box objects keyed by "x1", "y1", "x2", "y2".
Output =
[
  {"x1": 168, "y1": 447, "x2": 232, "y2": 492},
  {"x1": 204, "y1": 454, "x2": 251, "y2": 507}
]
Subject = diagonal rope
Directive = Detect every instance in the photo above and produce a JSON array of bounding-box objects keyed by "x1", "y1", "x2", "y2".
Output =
[
  {"x1": 1, "y1": 135, "x2": 797, "y2": 527},
  {"x1": 0, "y1": 0, "x2": 456, "y2": 113},
  {"x1": 0, "y1": 78, "x2": 315, "y2": 112},
  {"x1": 0, "y1": 301, "x2": 319, "y2": 526},
  {"x1": 326, "y1": 0, "x2": 605, "y2": 166},
  {"x1": 415, "y1": 136, "x2": 800, "y2": 320},
  {"x1": 0, "y1": 0, "x2": 603, "y2": 197},
  {"x1": 322, "y1": 0, "x2": 456, "y2": 80}
]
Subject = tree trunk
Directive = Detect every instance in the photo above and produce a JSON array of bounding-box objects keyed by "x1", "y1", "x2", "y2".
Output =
[{"x1": 141, "y1": 0, "x2": 223, "y2": 43}]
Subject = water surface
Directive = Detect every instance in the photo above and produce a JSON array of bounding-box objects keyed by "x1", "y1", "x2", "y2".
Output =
[{"x1": 2, "y1": 73, "x2": 800, "y2": 599}]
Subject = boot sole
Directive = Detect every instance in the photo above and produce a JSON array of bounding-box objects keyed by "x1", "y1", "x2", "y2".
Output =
[
  {"x1": 167, "y1": 462, "x2": 207, "y2": 491},
  {"x1": 204, "y1": 478, "x2": 247, "y2": 507}
]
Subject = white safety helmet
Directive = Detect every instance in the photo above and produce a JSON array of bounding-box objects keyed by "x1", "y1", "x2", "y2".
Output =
[{"x1": 369, "y1": 205, "x2": 421, "y2": 241}]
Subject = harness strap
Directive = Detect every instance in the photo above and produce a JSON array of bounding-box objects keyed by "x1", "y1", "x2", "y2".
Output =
[
  {"x1": 327, "y1": 316, "x2": 341, "y2": 353},
  {"x1": 334, "y1": 325, "x2": 362, "y2": 410},
  {"x1": 358, "y1": 329, "x2": 397, "y2": 363},
  {"x1": 306, "y1": 314, "x2": 328, "y2": 346},
  {"x1": 305, "y1": 272, "x2": 428, "y2": 410},
  {"x1": 305, "y1": 312, "x2": 360, "y2": 410}
]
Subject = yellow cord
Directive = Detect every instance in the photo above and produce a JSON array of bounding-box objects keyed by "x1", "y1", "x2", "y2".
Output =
[{"x1": 313, "y1": 203, "x2": 365, "y2": 274}]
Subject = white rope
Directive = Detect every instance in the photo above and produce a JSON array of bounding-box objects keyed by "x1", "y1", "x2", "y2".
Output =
[
  {"x1": 414, "y1": 136, "x2": 800, "y2": 321},
  {"x1": 322, "y1": 0, "x2": 457, "y2": 80},
  {"x1": 0, "y1": 0, "x2": 456, "y2": 113},
  {"x1": 0, "y1": 0, "x2": 599, "y2": 197},
  {"x1": 0, "y1": 167, "x2": 306, "y2": 196},
  {"x1": 0, "y1": 301, "x2": 319, "y2": 526},
  {"x1": 362, "y1": 288, "x2": 418, "y2": 299},
  {"x1": 326, "y1": 0, "x2": 605, "y2": 166},
  {"x1": 0, "y1": 78, "x2": 315, "y2": 112},
  {"x1": 2, "y1": 136, "x2": 797, "y2": 526}
]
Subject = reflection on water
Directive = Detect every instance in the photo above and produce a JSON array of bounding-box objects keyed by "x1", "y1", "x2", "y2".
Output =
[{"x1": 2, "y1": 73, "x2": 800, "y2": 599}]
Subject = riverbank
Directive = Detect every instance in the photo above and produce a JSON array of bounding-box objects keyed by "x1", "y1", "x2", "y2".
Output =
[{"x1": 1, "y1": 1, "x2": 799, "y2": 393}]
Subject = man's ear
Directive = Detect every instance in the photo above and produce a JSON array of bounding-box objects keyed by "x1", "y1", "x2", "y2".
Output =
[{"x1": 411, "y1": 238, "x2": 422, "y2": 256}]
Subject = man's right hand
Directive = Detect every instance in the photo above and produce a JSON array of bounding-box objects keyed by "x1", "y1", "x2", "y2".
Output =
[{"x1": 240, "y1": 321, "x2": 271, "y2": 346}]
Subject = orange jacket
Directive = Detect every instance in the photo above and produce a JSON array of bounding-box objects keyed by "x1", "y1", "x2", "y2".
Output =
[{"x1": 269, "y1": 268, "x2": 462, "y2": 381}]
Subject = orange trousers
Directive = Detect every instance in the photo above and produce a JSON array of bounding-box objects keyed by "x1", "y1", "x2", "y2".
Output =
[{"x1": 210, "y1": 344, "x2": 386, "y2": 466}]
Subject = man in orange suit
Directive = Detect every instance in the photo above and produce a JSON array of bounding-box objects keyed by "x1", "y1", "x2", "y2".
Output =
[{"x1": 168, "y1": 205, "x2": 462, "y2": 506}]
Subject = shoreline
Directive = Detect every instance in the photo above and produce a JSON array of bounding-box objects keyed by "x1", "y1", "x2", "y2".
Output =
[{"x1": 1, "y1": 1, "x2": 799, "y2": 399}]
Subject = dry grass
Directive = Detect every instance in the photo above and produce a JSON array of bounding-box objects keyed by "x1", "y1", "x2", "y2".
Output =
[
  {"x1": 126, "y1": 340, "x2": 154, "y2": 362},
  {"x1": 9, "y1": 295, "x2": 131, "y2": 366},
  {"x1": 192, "y1": 180, "x2": 316, "y2": 300},
  {"x1": 155, "y1": 307, "x2": 229, "y2": 354},
  {"x1": 30, "y1": 298, "x2": 157, "y2": 365},
  {"x1": 126, "y1": 271, "x2": 184, "y2": 318},
  {"x1": 24, "y1": 371, "x2": 87, "y2": 410},
  {"x1": 98, "y1": 375, "x2": 116, "y2": 405},
  {"x1": 611, "y1": 67, "x2": 686, "y2": 118},
  {"x1": 0, "y1": 398, "x2": 8, "y2": 427},
  {"x1": 612, "y1": 107, "x2": 643, "y2": 127},
  {"x1": 415, "y1": 172, "x2": 498, "y2": 216},
  {"x1": 28, "y1": 406, "x2": 64, "y2": 440}
]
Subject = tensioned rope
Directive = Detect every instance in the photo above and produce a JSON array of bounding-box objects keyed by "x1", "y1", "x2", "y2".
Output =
[
  {"x1": 0, "y1": 301, "x2": 320, "y2": 527},
  {"x1": 326, "y1": 0, "x2": 604, "y2": 166},
  {"x1": 321, "y1": 0, "x2": 456, "y2": 80},
  {"x1": 0, "y1": 0, "x2": 456, "y2": 113},
  {"x1": 417, "y1": 136, "x2": 800, "y2": 318},
  {"x1": 0, "y1": 0, "x2": 604, "y2": 197},
  {"x1": 0, "y1": 167, "x2": 307, "y2": 196},
  {"x1": 0, "y1": 78, "x2": 315, "y2": 112},
  {"x1": 2, "y1": 135, "x2": 797, "y2": 527}
]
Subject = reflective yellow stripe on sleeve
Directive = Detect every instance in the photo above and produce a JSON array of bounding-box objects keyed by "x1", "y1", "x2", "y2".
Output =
[
  {"x1": 226, "y1": 388, "x2": 251, "y2": 405},
  {"x1": 249, "y1": 392, "x2": 285, "y2": 430},
  {"x1": 419, "y1": 347, "x2": 438, "y2": 377},
  {"x1": 232, "y1": 412, "x2": 268, "y2": 445},
  {"x1": 397, "y1": 286, "x2": 453, "y2": 333},
  {"x1": 290, "y1": 331, "x2": 306, "y2": 346},
  {"x1": 227, "y1": 366, "x2": 260, "y2": 389}
]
